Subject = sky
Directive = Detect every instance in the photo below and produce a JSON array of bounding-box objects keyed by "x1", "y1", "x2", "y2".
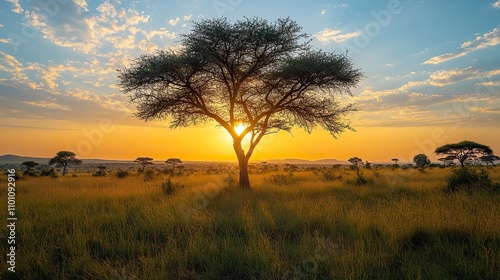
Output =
[{"x1": 0, "y1": 0, "x2": 499, "y2": 163}]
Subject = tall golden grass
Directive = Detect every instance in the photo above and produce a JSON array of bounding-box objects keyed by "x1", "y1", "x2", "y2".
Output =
[{"x1": 1, "y1": 166, "x2": 499, "y2": 279}]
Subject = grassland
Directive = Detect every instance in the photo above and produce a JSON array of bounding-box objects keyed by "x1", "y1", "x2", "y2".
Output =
[{"x1": 1, "y1": 166, "x2": 499, "y2": 279}]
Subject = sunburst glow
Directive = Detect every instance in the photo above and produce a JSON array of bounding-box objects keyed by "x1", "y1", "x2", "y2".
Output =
[{"x1": 234, "y1": 124, "x2": 246, "y2": 135}]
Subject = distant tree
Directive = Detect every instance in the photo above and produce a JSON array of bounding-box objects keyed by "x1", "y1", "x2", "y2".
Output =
[
  {"x1": 437, "y1": 157, "x2": 447, "y2": 166},
  {"x1": 413, "y1": 154, "x2": 431, "y2": 170},
  {"x1": 134, "y1": 157, "x2": 154, "y2": 172},
  {"x1": 165, "y1": 158, "x2": 182, "y2": 173},
  {"x1": 48, "y1": 151, "x2": 82, "y2": 176},
  {"x1": 444, "y1": 155, "x2": 457, "y2": 166},
  {"x1": 435, "y1": 140, "x2": 493, "y2": 168},
  {"x1": 480, "y1": 155, "x2": 500, "y2": 166},
  {"x1": 364, "y1": 160, "x2": 371, "y2": 169},
  {"x1": 22, "y1": 161, "x2": 39, "y2": 172},
  {"x1": 93, "y1": 165, "x2": 107, "y2": 176},
  {"x1": 348, "y1": 157, "x2": 363, "y2": 176},
  {"x1": 391, "y1": 158, "x2": 399, "y2": 165},
  {"x1": 118, "y1": 17, "x2": 362, "y2": 189}
]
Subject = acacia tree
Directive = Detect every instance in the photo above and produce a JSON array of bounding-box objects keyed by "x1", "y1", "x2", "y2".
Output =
[
  {"x1": 348, "y1": 157, "x2": 363, "y2": 177},
  {"x1": 22, "y1": 161, "x2": 39, "y2": 172},
  {"x1": 435, "y1": 140, "x2": 493, "y2": 168},
  {"x1": 134, "y1": 157, "x2": 154, "y2": 172},
  {"x1": 165, "y1": 158, "x2": 182, "y2": 173},
  {"x1": 118, "y1": 18, "x2": 362, "y2": 189},
  {"x1": 49, "y1": 151, "x2": 82, "y2": 176},
  {"x1": 480, "y1": 155, "x2": 500, "y2": 166},
  {"x1": 413, "y1": 153, "x2": 430, "y2": 170},
  {"x1": 391, "y1": 158, "x2": 399, "y2": 165}
]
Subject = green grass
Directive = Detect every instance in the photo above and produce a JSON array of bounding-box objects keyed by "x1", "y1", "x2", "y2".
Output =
[{"x1": 1, "y1": 167, "x2": 499, "y2": 279}]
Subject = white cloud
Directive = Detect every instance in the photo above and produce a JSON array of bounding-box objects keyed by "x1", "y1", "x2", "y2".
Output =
[
  {"x1": 320, "y1": 9, "x2": 327, "y2": 15},
  {"x1": 428, "y1": 67, "x2": 481, "y2": 86},
  {"x1": 138, "y1": 39, "x2": 157, "y2": 53},
  {"x1": 142, "y1": 28, "x2": 176, "y2": 40},
  {"x1": 183, "y1": 14, "x2": 192, "y2": 21},
  {"x1": 74, "y1": 0, "x2": 89, "y2": 11},
  {"x1": 493, "y1": 1, "x2": 500, "y2": 8},
  {"x1": 23, "y1": 101, "x2": 71, "y2": 111},
  {"x1": 169, "y1": 17, "x2": 180, "y2": 26},
  {"x1": 96, "y1": 2, "x2": 117, "y2": 18},
  {"x1": 6, "y1": 0, "x2": 23, "y2": 14},
  {"x1": 424, "y1": 27, "x2": 500, "y2": 64},
  {"x1": 315, "y1": 28, "x2": 359, "y2": 44},
  {"x1": 118, "y1": 9, "x2": 149, "y2": 25}
]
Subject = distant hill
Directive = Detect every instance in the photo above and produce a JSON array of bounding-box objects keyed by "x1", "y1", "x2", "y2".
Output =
[
  {"x1": 0, "y1": 154, "x2": 348, "y2": 165},
  {"x1": 0, "y1": 155, "x2": 131, "y2": 165},
  {"x1": 0, "y1": 154, "x2": 50, "y2": 164}
]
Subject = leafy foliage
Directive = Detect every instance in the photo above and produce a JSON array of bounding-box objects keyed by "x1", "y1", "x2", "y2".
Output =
[
  {"x1": 413, "y1": 154, "x2": 431, "y2": 169},
  {"x1": 435, "y1": 140, "x2": 493, "y2": 168},
  {"x1": 49, "y1": 151, "x2": 82, "y2": 176},
  {"x1": 118, "y1": 17, "x2": 362, "y2": 188},
  {"x1": 134, "y1": 157, "x2": 154, "y2": 172},
  {"x1": 116, "y1": 170, "x2": 130, "y2": 178},
  {"x1": 446, "y1": 167, "x2": 498, "y2": 193}
]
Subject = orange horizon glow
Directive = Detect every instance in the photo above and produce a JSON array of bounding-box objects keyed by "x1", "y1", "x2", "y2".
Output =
[{"x1": 1, "y1": 120, "x2": 499, "y2": 164}]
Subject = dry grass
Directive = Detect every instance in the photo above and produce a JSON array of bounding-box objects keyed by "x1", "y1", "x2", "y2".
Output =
[{"x1": 1, "y1": 166, "x2": 499, "y2": 279}]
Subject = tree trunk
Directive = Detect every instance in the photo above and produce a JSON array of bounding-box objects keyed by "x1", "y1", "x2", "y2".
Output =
[
  {"x1": 62, "y1": 164, "x2": 67, "y2": 176},
  {"x1": 234, "y1": 141, "x2": 251, "y2": 189}
]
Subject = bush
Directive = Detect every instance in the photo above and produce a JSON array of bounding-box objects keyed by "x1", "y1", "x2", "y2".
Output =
[
  {"x1": 446, "y1": 167, "x2": 498, "y2": 193},
  {"x1": 40, "y1": 168, "x2": 56, "y2": 177},
  {"x1": 116, "y1": 170, "x2": 129, "y2": 179},
  {"x1": 268, "y1": 172, "x2": 296, "y2": 186},
  {"x1": 161, "y1": 177, "x2": 184, "y2": 196},
  {"x1": 92, "y1": 170, "x2": 106, "y2": 177},
  {"x1": 144, "y1": 169, "x2": 155, "y2": 181},
  {"x1": 23, "y1": 169, "x2": 39, "y2": 177},
  {"x1": 323, "y1": 170, "x2": 342, "y2": 181}
]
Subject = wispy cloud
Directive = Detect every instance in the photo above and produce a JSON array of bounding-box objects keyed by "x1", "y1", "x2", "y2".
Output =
[
  {"x1": 428, "y1": 67, "x2": 481, "y2": 87},
  {"x1": 169, "y1": 17, "x2": 180, "y2": 26},
  {"x1": 6, "y1": 0, "x2": 23, "y2": 14},
  {"x1": 315, "y1": 28, "x2": 359, "y2": 44},
  {"x1": 424, "y1": 27, "x2": 500, "y2": 64},
  {"x1": 493, "y1": 1, "x2": 500, "y2": 8},
  {"x1": 23, "y1": 101, "x2": 71, "y2": 111}
]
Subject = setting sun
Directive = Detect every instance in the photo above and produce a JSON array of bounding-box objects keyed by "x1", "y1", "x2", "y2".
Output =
[{"x1": 234, "y1": 124, "x2": 246, "y2": 135}]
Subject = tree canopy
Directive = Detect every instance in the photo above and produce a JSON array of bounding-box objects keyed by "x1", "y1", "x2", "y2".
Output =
[
  {"x1": 118, "y1": 17, "x2": 362, "y2": 188},
  {"x1": 22, "y1": 161, "x2": 39, "y2": 170},
  {"x1": 49, "y1": 151, "x2": 82, "y2": 176},
  {"x1": 413, "y1": 154, "x2": 430, "y2": 169},
  {"x1": 134, "y1": 157, "x2": 154, "y2": 172},
  {"x1": 435, "y1": 140, "x2": 493, "y2": 168},
  {"x1": 165, "y1": 158, "x2": 182, "y2": 173}
]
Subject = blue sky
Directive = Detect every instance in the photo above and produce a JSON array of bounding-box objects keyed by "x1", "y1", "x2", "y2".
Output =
[{"x1": 0, "y1": 0, "x2": 499, "y2": 160}]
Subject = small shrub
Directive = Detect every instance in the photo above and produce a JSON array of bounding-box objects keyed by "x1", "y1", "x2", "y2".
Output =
[
  {"x1": 72, "y1": 174, "x2": 78, "y2": 177},
  {"x1": 161, "y1": 177, "x2": 184, "y2": 196},
  {"x1": 116, "y1": 170, "x2": 129, "y2": 179},
  {"x1": 92, "y1": 170, "x2": 106, "y2": 177},
  {"x1": 356, "y1": 173, "x2": 369, "y2": 185},
  {"x1": 268, "y1": 172, "x2": 296, "y2": 186},
  {"x1": 446, "y1": 167, "x2": 497, "y2": 193},
  {"x1": 23, "y1": 169, "x2": 39, "y2": 177},
  {"x1": 323, "y1": 170, "x2": 342, "y2": 181},
  {"x1": 40, "y1": 168, "x2": 56, "y2": 177},
  {"x1": 144, "y1": 169, "x2": 155, "y2": 181}
]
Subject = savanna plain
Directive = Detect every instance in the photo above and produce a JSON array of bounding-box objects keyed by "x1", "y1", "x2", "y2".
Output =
[{"x1": 1, "y1": 164, "x2": 499, "y2": 279}]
